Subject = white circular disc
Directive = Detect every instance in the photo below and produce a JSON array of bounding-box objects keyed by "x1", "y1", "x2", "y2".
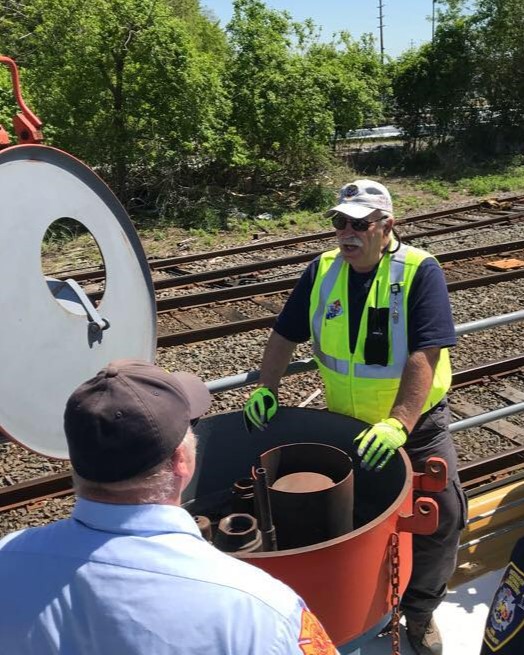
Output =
[{"x1": 0, "y1": 145, "x2": 156, "y2": 458}]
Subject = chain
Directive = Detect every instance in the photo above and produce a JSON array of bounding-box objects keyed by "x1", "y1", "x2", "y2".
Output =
[{"x1": 389, "y1": 532, "x2": 401, "y2": 655}]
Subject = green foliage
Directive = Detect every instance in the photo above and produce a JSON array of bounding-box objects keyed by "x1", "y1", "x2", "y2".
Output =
[
  {"x1": 419, "y1": 179, "x2": 450, "y2": 199},
  {"x1": 15, "y1": 0, "x2": 524, "y2": 222},
  {"x1": 297, "y1": 183, "x2": 336, "y2": 211},
  {"x1": 306, "y1": 33, "x2": 386, "y2": 140},
  {"x1": 391, "y1": 18, "x2": 473, "y2": 149},
  {"x1": 473, "y1": 0, "x2": 524, "y2": 131},
  {"x1": 226, "y1": 0, "x2": 335, "y2": 183},
  {"x1": 457, "y1": 165, "x2": 524, "y2": 196},
  {"x1": 0, "y1": 0, "x2": 390, "y2": 211},
  {"x1": 0, "y1": 68, "x2": 15, "y2": 139},
  {"x1": 175, "y1": 200, "x2": 229, "y2": 233},
  {"x1": 0, "y1": 0, "x2": 231, "y2": 199}
]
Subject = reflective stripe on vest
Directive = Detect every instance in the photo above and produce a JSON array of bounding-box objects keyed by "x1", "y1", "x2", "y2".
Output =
[{"x1": 311, "y1": 254, "x2": 349, "y2": 375}]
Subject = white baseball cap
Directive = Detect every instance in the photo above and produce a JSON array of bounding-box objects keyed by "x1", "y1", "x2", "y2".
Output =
[{"x1": 325, "y1": 179, "x2": 393, "y2": 219}]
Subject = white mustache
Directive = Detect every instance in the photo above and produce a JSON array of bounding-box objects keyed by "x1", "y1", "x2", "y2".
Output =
[{"x1": 339, "y1": 237, "x2": 363, "y2": 247}]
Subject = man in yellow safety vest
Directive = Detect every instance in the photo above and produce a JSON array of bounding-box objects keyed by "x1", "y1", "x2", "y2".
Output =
[{"x1": 244, "y1": 179, "x2": 467, "y2": 655}]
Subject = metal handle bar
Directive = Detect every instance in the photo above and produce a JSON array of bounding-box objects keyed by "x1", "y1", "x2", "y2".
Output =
[{"x1": 0, "y1": 56, "x2": 42, "y2": 128}]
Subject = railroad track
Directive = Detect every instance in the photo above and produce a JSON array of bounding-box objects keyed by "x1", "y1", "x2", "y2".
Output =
[
  {"x1": 38, "y1": 198, "x2": 524, "y2": 350},
  {"x1": 155, "y1": 239, "x2": 524, "y2": 346},
  {"x1": 44, "y1": 199, "x2": 524, "y2": 347},
  {"x1": 49, "y1": 194, "x2": 524, "y2": 284},
  {"x1": 1, "y1": 355, "x2": 523, "y2": 513}
]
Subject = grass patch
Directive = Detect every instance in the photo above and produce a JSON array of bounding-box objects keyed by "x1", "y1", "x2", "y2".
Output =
[
  {"x1": 418, "y1": 179, "x2": 451, "y2": 200},
  {"x1": 456, "y1": 167, "x2": 524, "y2": 196}
]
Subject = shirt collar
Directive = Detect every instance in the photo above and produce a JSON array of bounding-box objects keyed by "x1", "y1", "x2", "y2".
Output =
[{"x1": 73, "y1": 498, "x2": 203, "y2": 539}]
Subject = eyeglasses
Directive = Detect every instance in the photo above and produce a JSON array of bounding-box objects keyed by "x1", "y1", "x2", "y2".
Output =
[{"x1": 331, "y1": 214, "x2": 385, "y2": 232}]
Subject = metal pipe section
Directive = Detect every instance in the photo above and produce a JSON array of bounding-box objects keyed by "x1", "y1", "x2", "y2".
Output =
[
  {"x1": 450, "y1": 402, "x2": 524, "y2": 433},
  {"x1": 259, "y1": 443, "x2": 354, "y2": 550},
  {"x1": 459, "y1": 517, "x2": 524, "y2": 551},
  {"x1": 206, "y1": 310, "x2": 524, "y2": 394},
  {"x1": 455, "y1": 309, "x2": 524, "y2": 337},
  {"x1": 206, "y1": 358, "x2": 315, "y2": 393},
  {"x1": 213, "y1": 514, "x2": 262, "y2": 553},
  {"x1": 466, "y1": 496, "x2": 524, "y2": 526},
  {"x1": 253, "y1": 467, "x2": 278, "y2": 552}
]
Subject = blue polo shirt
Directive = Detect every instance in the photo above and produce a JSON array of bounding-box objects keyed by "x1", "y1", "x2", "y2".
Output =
[{"x1": 0, "y1": 499, "x2": 336, "y2": 655}]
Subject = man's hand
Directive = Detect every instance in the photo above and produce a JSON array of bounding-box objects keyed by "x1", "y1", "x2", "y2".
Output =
[
  {"x1": 354, "y1": 418, "x2": 408, "y2": 471},
  {"x1": 243, "y1": 387, "x2": 279, "y2": 432}
]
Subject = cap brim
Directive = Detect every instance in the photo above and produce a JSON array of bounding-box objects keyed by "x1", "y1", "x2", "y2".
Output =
[
  {"x1": 325, "y1": 203, "x2": 376, "y2": 220},
  {"x1": 171, "y1": 371, "x2": 211, "y2": 419}
]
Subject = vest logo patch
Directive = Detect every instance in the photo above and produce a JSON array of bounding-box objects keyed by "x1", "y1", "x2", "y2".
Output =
[
  {"x1": 325, "y1": 300, "x2": 343, "y2": 320},
  {"x1": 298, "y1": 608, "x2": 336, "y2": 654},
  {"x1": 483, "y1": 561, "x2": 524, "y2": 651}
]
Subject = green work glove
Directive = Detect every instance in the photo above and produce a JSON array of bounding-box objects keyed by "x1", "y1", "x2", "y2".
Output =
[
  {"x1": 243, "y1": 386, "x2": 279, "y2": 432},
  {"x1": 354, "y1": 418, "x2": 408, "y2": 472}
]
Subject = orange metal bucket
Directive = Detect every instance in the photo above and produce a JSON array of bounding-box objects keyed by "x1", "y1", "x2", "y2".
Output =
[{"x1": 185, "y1": 408, "x2": 444, "y2": 648}]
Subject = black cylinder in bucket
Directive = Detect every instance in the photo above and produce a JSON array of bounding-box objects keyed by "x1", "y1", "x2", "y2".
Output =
[{"x1": 260, "y1": 442, "x2": 354, "y2": 549}]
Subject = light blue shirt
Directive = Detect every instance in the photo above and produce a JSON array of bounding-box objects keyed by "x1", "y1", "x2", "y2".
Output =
[{"x1": 0, "y1": 499, "x2": 335, "y2": 654}]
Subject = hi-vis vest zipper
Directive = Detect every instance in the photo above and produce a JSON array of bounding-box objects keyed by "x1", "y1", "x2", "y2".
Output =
[{"x1": 309, "y1": 241, "x2": 452, "y2": 425}]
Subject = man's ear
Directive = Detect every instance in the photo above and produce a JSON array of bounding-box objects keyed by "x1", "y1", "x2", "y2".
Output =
[
  {"x1": 384, "y1": 217, "x2": 394, "y2": 235},
  {"x1": 171, "y1": 445, "x2": 190, "y2": 479}
]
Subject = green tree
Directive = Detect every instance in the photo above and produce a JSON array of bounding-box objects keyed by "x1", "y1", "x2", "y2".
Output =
[
  {"x1": 306, "y1": 33, "x2": 386, "y2": 144},
  {"x1": 226, "y1": 0, "x2": 334, "y2": 186},
  {"x1": 474, "y1": 0, "x2": 524, "y2": 132},
  {"x1": 0, "y1": 0, "x2": 231, "y2": 201},
  {"x1": 0, "y1": 67, "x2": 17, "y2": 141},
  {"x1": 391, "y1": 18, "x2": 473, "y2": 150}
]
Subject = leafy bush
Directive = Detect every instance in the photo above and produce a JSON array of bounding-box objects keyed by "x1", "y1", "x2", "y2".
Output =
[{"x1": 298, "y1": 184, "x2": 336, "y2": 211}]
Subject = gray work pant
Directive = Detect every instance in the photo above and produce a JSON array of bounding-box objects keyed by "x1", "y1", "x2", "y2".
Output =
[{"x1": 401, "y1": 402, "x2": 468, "y2": 620}]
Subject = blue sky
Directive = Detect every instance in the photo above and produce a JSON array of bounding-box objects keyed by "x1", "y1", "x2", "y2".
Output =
[{"x1": 204, "y1": 1, "x2": 438, "y2": 58}]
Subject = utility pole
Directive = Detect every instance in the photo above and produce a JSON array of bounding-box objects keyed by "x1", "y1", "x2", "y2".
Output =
[
  {"x1": 378, "y1": 0, "x2": 385, "y2": 64},
  {"x1": 432, "y1": 0, "x2": 436, "y2": 42}
]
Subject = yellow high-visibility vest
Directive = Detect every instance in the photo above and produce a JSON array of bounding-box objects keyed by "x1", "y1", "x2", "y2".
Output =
[{"x1": 309, "y1": 241, "x2": 451, "y2": 425}]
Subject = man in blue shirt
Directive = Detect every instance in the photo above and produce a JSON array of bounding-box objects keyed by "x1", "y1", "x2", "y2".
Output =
[
  {"x1": 243, "y1": 180, "x2": 468, "y2": 655},
  {"x1": 0, "y1": 359, "x2": 336, "y2": 655}
]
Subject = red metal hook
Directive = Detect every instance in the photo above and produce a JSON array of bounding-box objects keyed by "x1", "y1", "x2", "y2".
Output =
[{"x1": 0, "y1": 56, "x2": 43, "y2": 146}]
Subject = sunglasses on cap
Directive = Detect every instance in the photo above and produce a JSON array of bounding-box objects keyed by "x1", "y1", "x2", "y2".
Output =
[{"x1": 331, "y1": 213, "x2": 386, "y2": 232}]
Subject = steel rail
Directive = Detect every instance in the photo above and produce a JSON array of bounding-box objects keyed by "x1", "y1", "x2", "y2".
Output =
[
  {"x1": 202, "y1": 311, "x2": 524, "y2": 393},
  {"x1": 51, "y1": 195, "x2": 524, "y2": 283},
  {"x1": 438, "y1": 238, "x2": 524, "y2": 263},
  {"x1": 156, "y1": 263, "x2": 524, "y2": 345},
  {"x1": 459, "y1": 448, "x2": 524, "y2": 488},
  {"x1": 149, "y1": 235, "x2": 524, "y2": 296},
  {"x1": 400, "y1": 210, "x2": 524, "y2": 241},
  {"x1": 146, "y1": 237, "x2": 524, "y2": 312},
  {"x1": 147, "y1": 207, "x2": 524, "y2": 278},
  {"x1": 90, "y1": 250, "x2": 320, "y2": 302},
  {"x1": 156, "y1": 264, "x2": 524, "y2": 315},
  {"x1": 74, "y1": 222, "x2": 524, "y2": 306}
]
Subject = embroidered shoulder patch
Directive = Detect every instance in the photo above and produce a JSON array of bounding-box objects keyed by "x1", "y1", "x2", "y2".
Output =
[
  {"x1": 483, "y1": 560, "x2": 524, "y2": 651},
  {"x1": 325, "y1": 300, "x2": 343, "y2": 320},
  {"x1": 298, "y1": 608, "x2": 336, "y2": 655}
]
